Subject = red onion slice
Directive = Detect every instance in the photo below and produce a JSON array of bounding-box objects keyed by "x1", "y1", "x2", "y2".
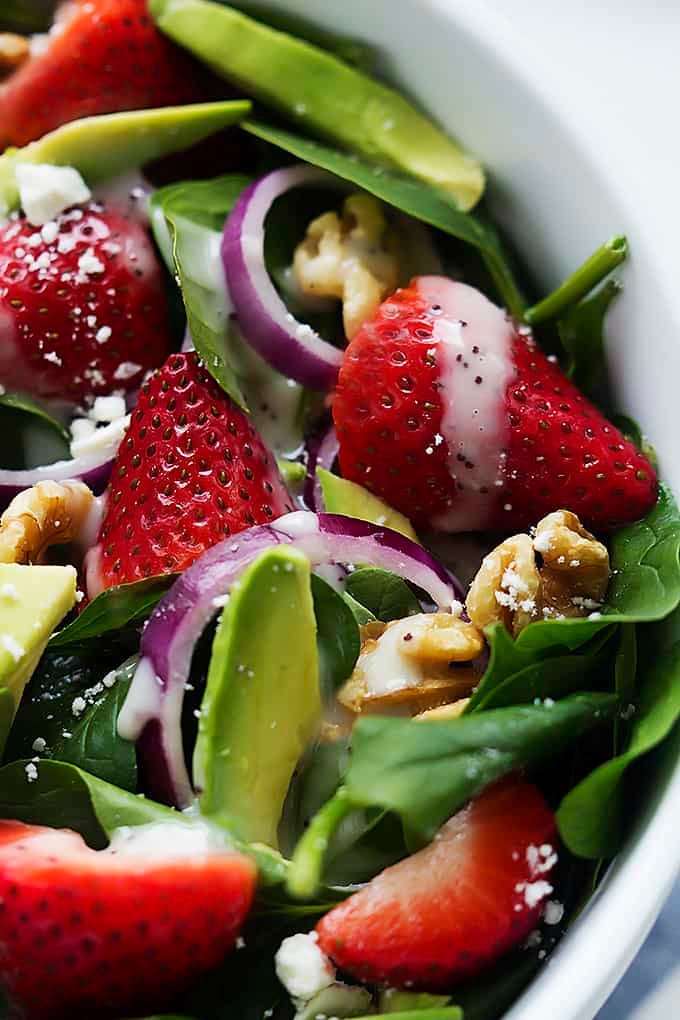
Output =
[
  {"x1": 303, "y1": 421, "x2": 339, "y2": 511},
  {"x1": 118, "y1": 510, "x2": 461, "y2": 807},
  {"x1": 222, "y1": 165, "x2": 348, "y2": 391},
  {"x1": 0, "y1": 450, "x2": 113, "y2": 509}
]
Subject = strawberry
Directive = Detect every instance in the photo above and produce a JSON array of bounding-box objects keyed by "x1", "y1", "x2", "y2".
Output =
[
  {"x1": 0, "y1": 819, "x2": 257, "y2": 1020},
  {"x1": 87, "y1": 351, "x2": 293, "y2": 593},
  {"x1": 316, "y1": 777, "x2": 557, "y2": 990},
  {"x1": 0, "y1": 0, "x2": 214, "y2": 149},
  {"x1": 0, "y1": 201, "x2": 171, "y2": 405},
  {"x1": 333, "y1": 277, "x2": 657, "y2": 533}
]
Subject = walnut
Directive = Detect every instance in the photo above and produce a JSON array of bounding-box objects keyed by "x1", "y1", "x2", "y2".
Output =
[
  {"x1": 467, "y1": 510, "x2": 610, "y2": 636},
  {"x1": 338, "y1": 613, "x2": 483, "y2": 717},
  {"x1": 0, "y1": 481, "x2": 95, "y2": 565},
  {"x1": 0, "y1": 34, "x2": 29, "y2": 77},
  {"x1": 292, "y1": 193, "x2": 399, "y2": 338}
]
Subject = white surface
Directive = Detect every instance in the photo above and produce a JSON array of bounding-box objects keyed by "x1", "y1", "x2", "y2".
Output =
[{"x1": 262, "y1": 1, "x2": 680, "y2": 1018}]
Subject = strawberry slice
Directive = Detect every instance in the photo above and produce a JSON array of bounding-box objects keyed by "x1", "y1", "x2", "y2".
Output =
[
  {"x1": 0, "y1": 0, "x2": 214, "y2": 148},
  {"x1": 87, "y1": 351, "x2": 293, "y2": 593},
  {"x1": 316, "y1": 778, "x2": 557, "y2": 990},
  {"x1": 0, "y1": 201, "x2": 171, "y2": 405},
  {"x1": 333, "y1": 277, "x2": 657, "y2": 533},
  {"x1": 0, "y1": 819, "x2": 257, "y2": 1020}
]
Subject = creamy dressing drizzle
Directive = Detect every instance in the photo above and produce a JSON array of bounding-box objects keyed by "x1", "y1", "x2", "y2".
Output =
[{"x1": 415, "y1": 277, "x2": 515, "y2": 531}]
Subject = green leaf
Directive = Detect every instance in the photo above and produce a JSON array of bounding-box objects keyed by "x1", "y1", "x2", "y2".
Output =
[
  {"x1": 557, "y1": 641, "x2": 680, "y2": 858},
  {"x1": 345, "y1": 567, "x2": 421, "y2": 622},
  {"x1": 151, "y1": 175, "x2": 251, "y2": 408},
  {"x1": 557, "y1": 279, "x2": 622, "y2": 394},
  {"x1": 0, "y1": 392, "x2": 70, "y2": 469},
  {"x1": 345, "y1": 693, "x2": 617, "y2": 843},
  {"x1": 0, "y1": 687, "x2": 14, "y2": 759},
  {"x1": 0, "y1": 759, "x2": 179, "y2": 848},
  {"x1": 0, "y1": 0, "x2": 54, "y2": 32},
  {"x1": 311, "y1": 574, "x2": 360, "y2": 695},
  {"x1": 0, "y1": 392, "x2": 69, "y2": 443},
  {"x1": 379, "y1": 991, "x2": 453, "y2": 1013},
  {"x1": 49, "y1": 576, "x2": 173, "y2": 651},
  {"x1": 242, "y1": 120, "x2": 524, "y2": 316},
  {"x1": 524, "y1": 236, "x2": 626, "y2": 326},
  {"x1": 51, "y1": 658, "x2": 137, "y2": 791},
  {"x1": 613, "y1": 624, "x2": 637, "y2": 752}
]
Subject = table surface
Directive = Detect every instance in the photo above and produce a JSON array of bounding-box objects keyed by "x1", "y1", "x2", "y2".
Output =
[{"x1": 481, "y1": 2, "x2": 680, "y2": 1016}]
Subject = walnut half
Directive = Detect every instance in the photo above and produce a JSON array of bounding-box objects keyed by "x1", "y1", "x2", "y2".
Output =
[
  {"x1": 338, "y1": 613, "x2": 483, "y2": 717},
  {"x1": 467, "y1": 510, "x2": 610, "y2": 636},
  {"x1": 0, "y1": 481, "x2": 95, "y2": 565}
]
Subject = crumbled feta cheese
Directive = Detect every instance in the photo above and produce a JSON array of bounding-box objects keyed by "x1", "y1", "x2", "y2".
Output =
[
  {"x1": 533, "y1": 530, "x2": 555, "y2": 554},
  {"x1": 544, "y1": 899, "x2": 564, "y2": 925},
  {"x1": 44, "y1": 351, "x2": 62, "y2": 366},
  {"x1": 15, "y1": 163, "x2": 91, "y2": 226},
  {"x1": 77, "y1": 247, "x2": 105, "y2": 277},
  {"x1": 71, "y1": 696, "x2": 87, "y2": 717},
  {"x1": 274, "y1": 933, "x2": 335, "y2": 1003},
  {"x1": 70, "y1": 413, "x2": 130, "y2": 459},
  {"x1": 25, "y1": 762, "x2": 38, "y2": 783},
  {"x1": 88, "y1": 395, "x2": 127, "y2": 423},
  {"x1": 1, "y1": 634, "x2": 25, "y2": 662},
  {"x1": 95, "y1": 325, "x2": 112, "y2": 344},
  {"x1": 40, "y1": 221, "x2": 59, "y2": 244},
  {"x1": 113, "y1": 360, "x2": 142, "y2": 381},
  {"x1": 70, "y1": 417, "x2": 96, "y2": 442},
  {"x1": 516, "y1": 879, "x2": 553, "y2": 909},
  {"x1": 57, "y1": 233, "x2": 77, "y2": 254},
  {"x1": 32, "y1": 737, "x2": 47, "y2": 753}
]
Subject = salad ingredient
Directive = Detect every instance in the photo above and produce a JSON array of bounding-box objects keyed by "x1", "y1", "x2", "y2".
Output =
[
  {"x1": 49, "y1": 576, "x2": 172, "y2": 651},
  {"x1": 0, "y1": 449, "x2": 113, "y2": 510},
  {"x1": 241, "y1": 121, "x2": 524, "y2": 318},
  {"x1": 467, "y1": 510, "x2": 610, "y2": 635},
  {"x1": 0, "y1": 819, "x2": 256, "y2": 1020},
  {"x1": 317, "y1": 468, "x2": 419, "y2": 542},
  {"x1": 15, "y1": 160, "x2": 90, "y2": 225},
  {"x1": 223, "y1": 164, "x2": 347, "y2": 391},
  {"x1": 149, "y1": 0, "x2": 485, "y2": 211},
  {"x1": 333, "y1": 276, "x2": 657, "y2": 532},
  {"x1": 0, "y1": 480, "x2": 93, "y2": 564},
  {"x1": 275, "y1": 932, "x2": 336, "y2": 1003},
  {"x1": 86, "y1": 351, "x2": 292, "y2": 595},
  {"x1": 304, "y1": 423, "x2": 339, "y2": 511},
  {"x1": 558, "y1": 278, "x2": 621, "y2": 395},
  {"x1": 293, "y1": 983, "x2": 374, "y2": 1020},
  {"x1": 338, "y1": 614, "x2": 482, "y2": 716},
  {"x1": 524, "y1": 236, "x2": 627, "y2": 327},
  {"x1": 0, "y1": 100, "x2": 251, "y2": 216},
  {"x1": 292, "y1": 192, "x2": 399, "y2": 339},
  {"x1": 0, "y1": 203, "x2": 171, "y2": 404},
  {"x1": 120, "y1": 512, "x2": 460, "y2": 807},
  {"x1": 345, "y1": 567, "x2": 422, "y2": 622},
  {"x1": 0, "y1": 0, "x2": 217, "y2": 148},
  {"x1": 194, "y1": 546, "x2": 320, "y2": 848},
  {"x1": 316, "y1": 778, "x2": 556, "y2": 989},
  {"x1": 0, "y1": 562, "x2": 76, "y2": 741},
  {"x1": 0, "y1": 33, "x2": 29, "y2": 75}
]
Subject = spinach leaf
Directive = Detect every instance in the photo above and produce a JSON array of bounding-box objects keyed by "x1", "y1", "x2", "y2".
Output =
[
  {"x1": 151, "y1": 175, "x2": 251, "y2": 407},
  {"x1": 612, "y1": 414, "x2": 659, "y2": 470},
  {"x1": 379, "y1": 991, "x2": 453, "y2": 1013},
  {"x1": 310, "y1": 574, "x2": 360, "y2": 696},
  {"x1": 242, "y1": 120, "x2": 524, "y2": 317},
  {"x1": 557, "y1": 641, "x2": 680, "y2": 858},
  {"x1": 0, "y1": 687, "x2": 13, "y2": 759},
  {"x1": 0, "y1": 392, "x2": 70, "y2": 469},
  {"x1": 613, "y1": 624, "x2": 637, "y2": 752},
  {"x1": 557, "y1": 279, "x2": 621, "y2": 394},
  {"x1": 524, "y1": 236, "x2": 626, "y2": 327},
  {"x1": 0, "y1": 0, "x2": 54, "y2": 32},
  {"x1": 51, "y1": 658, "x2": 137, "y2": 791},
  {"x1": 49, "y1": 576, "x2": 173, "y2": 651},
  {"x1": 345, "y1": 567, "x2": 421, "y2": 622},
  {"x1": 0, "y1": 759, "x2": 178, "y2": 848}
]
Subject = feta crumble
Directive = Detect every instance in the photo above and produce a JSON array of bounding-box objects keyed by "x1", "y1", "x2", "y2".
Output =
[
  {"x1": 15, "y1": 163, "x2": 91, "y2": 226},
  {"x1": 274, "y1": 933, "x2": 335, "y2": 1003}
]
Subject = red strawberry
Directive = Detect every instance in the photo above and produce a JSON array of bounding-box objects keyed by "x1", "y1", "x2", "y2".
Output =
[
  {"x1": 333, "y1": 277, "x2": 657, "y2": 533},
  {"x1": 0, "y1": 0, "x2": 214, "y2": 149},
  {"x1": 316, "y1": 778, "x2": 557, "y2": 990},
  {"x1": 0, "y1": 819, "x2": 257, "y2": 1020},
  {"x1": 87, "y1": 351, "x2": 293, "y2": 593},
  {"x1": 0, "y1": 201, "x2": 171, "y2": 404}
]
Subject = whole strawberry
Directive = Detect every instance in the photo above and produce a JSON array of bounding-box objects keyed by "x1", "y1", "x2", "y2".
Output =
[
  {"x1": 0, "y1": 202, "x2": 171, "y2": 405},
  {"x1": 317, "y1": 778, "x2": 557, "y2": 990},
  {"x1": 0, "y1": 0, "x2": 214, "y2": 149},
  {"x1": 333, "y1": 277, "x2": 657, "y2": 532},
  {"x1": 0, "y1": 819, "x2": 256, "y2": 1020},
  {"x1": 87, "y1": 351, "x2": 293, "y2": 594}
]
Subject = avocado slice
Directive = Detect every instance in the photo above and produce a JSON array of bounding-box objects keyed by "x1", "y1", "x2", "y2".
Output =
[
  {"x1": 194, "y1": 546, "x2": 320, "y2": 848},
  {"x1": 317, "y1": 467, "x2": 419, "y2": 543},
  {"x1": 0, "y1": 100, "x2": 251, "y2": 213},
  {"x1": 0, "y1": 563, "x2": 77, "y2": 754},
  {"x1": 149, "y1": 0, "x2": 485, "y2": 211}
]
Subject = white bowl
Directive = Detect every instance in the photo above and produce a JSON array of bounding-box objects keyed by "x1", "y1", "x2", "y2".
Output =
[{"x1": 255, "y1": 0, "x2": 680, "y2": 1016}]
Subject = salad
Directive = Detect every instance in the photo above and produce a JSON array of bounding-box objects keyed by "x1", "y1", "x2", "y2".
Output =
[{"x1": 0, "y1": 2, "x2": 678, "y2": 1019}]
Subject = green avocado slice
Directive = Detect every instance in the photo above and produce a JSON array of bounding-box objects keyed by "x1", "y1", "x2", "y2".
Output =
[
  {"x1": 193, "y1": 545, "x2": 320, "y2": 848},
  {"x1": 317, "y1": 468, "x2": 419, "y2": 543},
  {"x1": 149, "y1": 0, "x2": 484, "y2": 211},
  {"x1": 0, "y1": 563, "x2": 77, "y2": 754},
  {"x1": 0, "y1": 100, "x2": 251, "y2": 213}
]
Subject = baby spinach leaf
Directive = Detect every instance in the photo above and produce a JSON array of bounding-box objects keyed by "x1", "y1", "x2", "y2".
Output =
[
  {"x1": 524, "y1": 236, "x2": 626, "y2": 327},
  {"x1": 0, "y1": 391, "x2": 70, "y2": 470},
  {"x1": 0, "y1": 392, "x2": 69, "y2": 443},
  {"x1": 242, "y1": 120, "x2": 524, "y2": 316},
  {"x1": 345, "y1": 567, "x2": 421, "y2": 622},
  {"x1": 612, "y1": 413, "x2": 659, "y2": 470},
  {"x1": 345, "y1": 693, "x2": 617, "y2": 843},
  {"x1": 557, "y1": 641, "x2": 680, "y2": 858},
  {"x1": 310, "y1": 574, "x2": 360, "y2": 696},
  {"x1": 557, "y1": 278, "x2": 621, "y2": 394},
  {"x1": 0, "y1": 759, "x2": 178, "y2": 848},
  {"x1": 51, "y1": 657, "x2": 137, "y2": 791},
  {"x1": 151, "y1": 175, "x2": 251, "y2": 408},
  {"x1": 613, "y1": 624, "x2": 637, "y2": 752},
  {"x1": 49, "y1": 576, "x2": 173, "y2": 651}
]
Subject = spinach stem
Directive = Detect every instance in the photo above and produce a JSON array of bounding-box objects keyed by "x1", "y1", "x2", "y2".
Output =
[
  {"x1": 286, "y1": 787, "x2": 354, "y2": 900},
  {"x1": 524, "y1": 235, "x2": 627, "y2": 325}
]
